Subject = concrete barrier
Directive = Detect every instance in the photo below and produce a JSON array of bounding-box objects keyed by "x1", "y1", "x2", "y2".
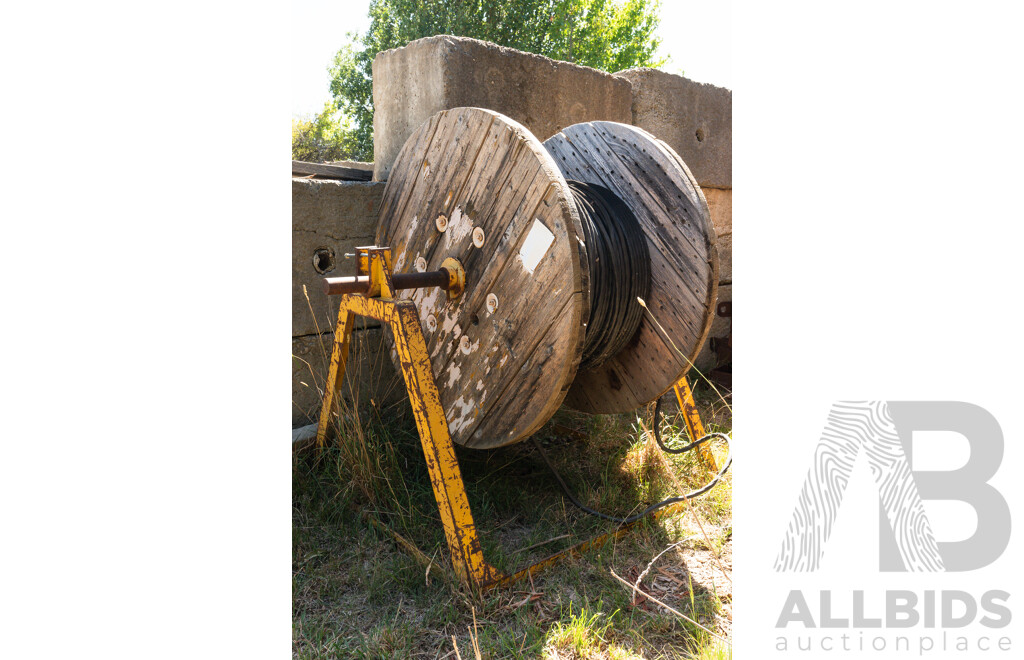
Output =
[
  {"x1": 615, "y1": 68, "x2": 732, "y2": 190},
  {"x1": 703, "y1": 187, "x2": 732, "y2": 285},
  {"x1": 292, "y1": 179, "x2": 385, "y2": 337},
  {"x1": 292, "y1": 178, "x2": 402, "y2": 427},
  {"x1": 695, "y1": 188, "x2": 732, "y2": 373},
  {"x1": 371, "y1": 35, "x2": 632, "y2": 181}
]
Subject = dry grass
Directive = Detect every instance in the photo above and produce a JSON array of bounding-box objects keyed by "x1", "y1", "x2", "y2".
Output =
[{"x1": 293, "y1": 322, "x2": 732, "y2": 658}]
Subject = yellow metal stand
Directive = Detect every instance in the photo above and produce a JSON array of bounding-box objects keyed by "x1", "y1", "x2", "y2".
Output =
[
  {"x1": 316, "y1": 247, "x2": 501, "y2": 589},
  {"x1": 316, "y1": 246, "x2": 714, "y2": 591}
]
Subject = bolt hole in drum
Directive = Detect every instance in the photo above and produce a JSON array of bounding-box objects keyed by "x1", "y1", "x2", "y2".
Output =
[{"x1": 375, "y1": 108, "x2": 718, "y2": 448}]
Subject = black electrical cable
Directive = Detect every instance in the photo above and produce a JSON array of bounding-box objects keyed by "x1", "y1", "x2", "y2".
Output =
[
  {"x1": 566, "y1": 180, "x2": 651, "y2": 371},
  {"x1": 653, "y1": 395, "x2": 713, "y2": 454},
  {"x1": 531, "y1": 400, "x2": 732, "y2": 525},
  {"x1": 530, "y1": 182, "x2": 725, "y2": 524}
]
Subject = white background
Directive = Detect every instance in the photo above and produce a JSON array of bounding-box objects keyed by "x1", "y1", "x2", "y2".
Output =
[
  {"x1": 1, "y1": 1, "x2": 1021, "y2": 657},
  {"x1": 734, "y1": 0, "x2": 1024, "y2": 657}
]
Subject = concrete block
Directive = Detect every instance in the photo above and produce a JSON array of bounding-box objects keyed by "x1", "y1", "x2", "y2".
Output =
[
  {"x1": 616, "y1": 69, "x2": 731, "y2": 189},
  {"x1": 702, "y1": 187, "x2": 732, "y2": 238},
  {"x1": 702, "y1": 187, "x2": 731, "y2": 285},
  {"x1": 716, "y1": 232, "x2": 732, "y2": 285},
  {"x1": 694, "y1": 283, "x2": 732, "y2": 373},
  {"x1": 372, "y1": 35, "x2": 633, "y2": 181},
  {"x1": 710, "y1": 284, "x2": 731, "y2": 338},
  {"x1": 291, "y1": 328, "x2": 401, "y2": 427},
  {"x1": 292, "y1": 178, "x2": 386, "y2": 337}
]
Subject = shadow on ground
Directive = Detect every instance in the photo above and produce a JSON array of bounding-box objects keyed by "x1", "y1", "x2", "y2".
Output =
[{"x1": 293, "y1": 382, "x2": 732, "y2": 659}]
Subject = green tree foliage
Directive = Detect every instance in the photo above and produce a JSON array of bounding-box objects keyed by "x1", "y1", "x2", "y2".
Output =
[
  {"x1": 328, "y1": 0, "x2": 665, "y2": 160},
  {"x1": 291, "y1": 102, "x2": 361, "y2": 163}
]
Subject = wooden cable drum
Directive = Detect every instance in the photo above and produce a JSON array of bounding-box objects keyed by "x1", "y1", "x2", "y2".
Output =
[
  {"x1": 376, "y1": 108, "x2": 717, "y2": 449},
  {"x1": 377, "y1": 108, "x2": 587, "y2": 449},
  {"x1": 543, "y1": 123, "x2": 719, "y2": 414}
]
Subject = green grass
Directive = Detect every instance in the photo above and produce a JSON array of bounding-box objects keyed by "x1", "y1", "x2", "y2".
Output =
[
  {"x1": 293, "y1": 357, "x2": 732, "y2": 659},
  {"x1": 544, "y1": 604, "x2": 615, "y2": 657}
]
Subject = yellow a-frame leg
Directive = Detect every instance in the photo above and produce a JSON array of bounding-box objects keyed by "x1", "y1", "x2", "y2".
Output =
[
  {"x1": 673, "y1": 377, "x2": 719, "y2": 472},
  {"x1": 315, "y1": 307, "x2": 353, "y2": 448},
  {"x1": 315, "y1": 247, "x2": 503, "y2": 589}
]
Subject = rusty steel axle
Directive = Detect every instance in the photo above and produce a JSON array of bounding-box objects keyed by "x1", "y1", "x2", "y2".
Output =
[
  {"x1": 322, "y1": 257, "x2": 466, "y2": 298},
  {"x1": 323, "y1": 269, "x2": 447, "y2": 295}
]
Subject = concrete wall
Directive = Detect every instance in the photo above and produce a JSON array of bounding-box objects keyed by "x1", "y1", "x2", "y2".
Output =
[
  {"x1": 292, "y1": 179, "x2": 384, "y2": 338},
  {"x1": 695, "y1": 187, "x2": 732, "y2": 373},
  {"x1": 614, "y1": 68, "x2": 732, "y2": 190},
  {"x1": 372, "y1": 35, "x2": 632, "y2": 181},
  {"x1": 292, "y1": 178, "x2": 400, "y2": 427}
]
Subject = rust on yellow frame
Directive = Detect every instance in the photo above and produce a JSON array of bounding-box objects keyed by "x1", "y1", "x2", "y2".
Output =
[
  {"x1": 315, "y1": 246, "x2": 717, "y2": 592},
  {"x1": 316, "y1": 247, "x2": 503, "y2": 589},
  {"x1": 674, "y1": 377, "x2": 719, "y2": 472}
]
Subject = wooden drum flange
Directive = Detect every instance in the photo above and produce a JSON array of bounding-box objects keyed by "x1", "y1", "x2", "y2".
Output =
[
  {"x1": 376, "y1": 108, "x2": 718, "y2": 448},
  {"x1": 377, "y1": 108, "x2": 588, "y2": 449},
  {"x1": 544, "y1": 123, "x2": 719, "y2": 414}
]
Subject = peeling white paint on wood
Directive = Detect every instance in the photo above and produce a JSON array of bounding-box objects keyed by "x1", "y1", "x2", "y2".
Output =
[
  {"x1": 447, "y1": 395, "x2": 479, "y2": 435},
  {"x1": 444, "y1": 206, "x2": 473, "y2": 250},
  {"x1": 445, "y1": 362, "x2": 461, "y2": 389}
]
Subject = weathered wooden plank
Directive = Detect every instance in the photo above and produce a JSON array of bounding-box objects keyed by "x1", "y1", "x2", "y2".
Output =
[
  {"x1": 406, "y1": 141, "x2": 522, "y2": 378},
  {"x1": 384, "y1": 110, "x2": 502, "y2": 373},
  {"x1": 390, "y1": 111, "x2": 495, "y2": 274},
  {"x1": 292, "y1": 160, "x2": 373, "y2": 181},
  {"x1": 424, "y1": 122, "x2": 582, "y2": 445},
  {"x1": 472, "y1": 301, "x2": 581, "y2": 444},
  {"x1": 377, "y1": 108, "x2": 586, "y2": 448}
]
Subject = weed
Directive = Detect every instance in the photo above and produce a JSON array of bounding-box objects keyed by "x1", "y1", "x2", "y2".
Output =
[
  {"x1": 294, "y1": 336, "x2": 732, "y2": 658},
  {"x1": 543, "y1": 604, "x2": 615, "y2": 658}
]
